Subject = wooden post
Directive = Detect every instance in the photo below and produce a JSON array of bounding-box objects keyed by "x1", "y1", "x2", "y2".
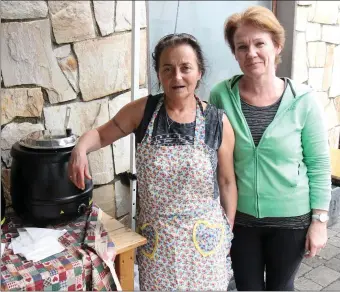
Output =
[
  {"x1": 115, "y1": 250, "x2": 135, "y2": 291},
  {"x1": 272, "y1": 0, "x2": 277, "y2": 16}
]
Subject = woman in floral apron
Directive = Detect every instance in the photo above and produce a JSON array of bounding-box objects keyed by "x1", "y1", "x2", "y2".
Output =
[{"x1": 68, "y1": 33, "x2": 237, "y2": 290}]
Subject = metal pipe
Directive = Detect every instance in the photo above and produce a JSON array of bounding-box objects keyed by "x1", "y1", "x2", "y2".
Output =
[{"x1": 130, "y1": 0, "x2": 141, "y2": 231}]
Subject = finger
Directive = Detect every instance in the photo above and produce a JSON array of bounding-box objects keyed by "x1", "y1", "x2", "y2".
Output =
[
  {"x1": 84, "y1": 164, "x2": 92, "y2": 180},
  {"x1": 309, "y1": 245, "x2": 317, "y2": 258},
  {"x1": 305, "y1": 237, "x2": 310, "y2": 253},
  {"x1": 78, "y1": 166, "x2": 85, "y2": 190}
]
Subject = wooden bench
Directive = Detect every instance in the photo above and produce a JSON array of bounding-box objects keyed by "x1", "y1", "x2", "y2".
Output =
[{"x1": 98, "y1": 210, "x2": 147, "y2": 291}]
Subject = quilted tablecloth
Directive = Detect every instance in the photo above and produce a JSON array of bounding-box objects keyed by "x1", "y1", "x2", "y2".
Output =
[{"x1": 1, "y1": 204, "x2": 117, "y2": 291}]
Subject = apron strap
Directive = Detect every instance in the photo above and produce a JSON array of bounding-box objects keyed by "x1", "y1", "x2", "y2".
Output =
[{"x1": 144, "y1": 95, "x2": 206, "y2": 145}]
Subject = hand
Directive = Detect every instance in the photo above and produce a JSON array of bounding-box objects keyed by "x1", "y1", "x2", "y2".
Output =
[
  {"x1": 68, "y1": 146, "x2": 92, "y2": 190},
  {"x1": 304, "y1": 221, "x2": 327, "y2": 258}
]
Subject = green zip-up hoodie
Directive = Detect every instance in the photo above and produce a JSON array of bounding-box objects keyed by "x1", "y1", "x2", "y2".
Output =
[{"x1": 210, "y1": 75, "x2": 331, "y2": 218}]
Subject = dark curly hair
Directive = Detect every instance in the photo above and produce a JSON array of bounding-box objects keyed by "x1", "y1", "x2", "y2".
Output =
[{"x1": 152, "y1": 33, "x2": 206, "y2": 89}]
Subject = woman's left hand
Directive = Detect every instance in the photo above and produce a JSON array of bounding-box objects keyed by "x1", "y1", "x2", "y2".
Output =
[{"x1": 304, "y1": 221, "x2": 328, "y2": 258}]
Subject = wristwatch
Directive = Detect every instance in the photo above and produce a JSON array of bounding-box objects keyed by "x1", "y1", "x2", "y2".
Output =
[{"x1": 312, "y1": 213, "x2": 329, "y2": 223}]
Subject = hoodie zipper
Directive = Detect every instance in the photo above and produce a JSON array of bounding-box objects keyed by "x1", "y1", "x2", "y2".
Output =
[{"x1": 227, "y1": 78, "x2": 302, "y2": 218}]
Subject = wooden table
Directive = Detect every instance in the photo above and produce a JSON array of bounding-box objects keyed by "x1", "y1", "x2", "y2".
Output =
[{"x1": 98, "y1": 210, "x2": 147, "y2": 291}]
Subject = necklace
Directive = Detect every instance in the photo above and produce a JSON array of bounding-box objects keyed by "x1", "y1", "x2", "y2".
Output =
[{"x1": 165, "y1": 110, "x2": 175, "y2": 130}]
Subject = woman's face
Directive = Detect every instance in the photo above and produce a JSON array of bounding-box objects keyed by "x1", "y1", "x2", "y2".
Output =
[
  {"x1": 233, "y1": 24, "x2": 281, "y2": 78},
  {"x1": 158, "y1": 44, "x2": 202, "y2": 99}
]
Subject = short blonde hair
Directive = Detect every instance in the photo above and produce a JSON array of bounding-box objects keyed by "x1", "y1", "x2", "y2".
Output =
[{"x1": 224, "y1": 6, "x2": 285, "y2": 65}]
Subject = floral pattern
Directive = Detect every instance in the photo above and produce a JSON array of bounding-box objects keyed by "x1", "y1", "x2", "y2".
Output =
[{"x1": 136, "y1": 97, "x2": 233, "y2": 291}]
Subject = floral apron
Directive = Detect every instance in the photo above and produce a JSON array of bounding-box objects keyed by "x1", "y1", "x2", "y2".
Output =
[{"x1": 136, "y1": 97, "x2": 233, "y2": 290}]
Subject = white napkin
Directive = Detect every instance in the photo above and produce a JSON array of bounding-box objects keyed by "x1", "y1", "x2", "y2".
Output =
[
  {"x1": 10, "y1": 228, "x2": 67, "y2": 262},
  {"x1": 1, "y1": 243, "x2": 5, "y2": 255}
]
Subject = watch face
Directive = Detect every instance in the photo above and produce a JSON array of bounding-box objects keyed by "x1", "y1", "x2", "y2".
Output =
[{"x1": 319, "y1": 213, "x2": 328, "y2": 222}]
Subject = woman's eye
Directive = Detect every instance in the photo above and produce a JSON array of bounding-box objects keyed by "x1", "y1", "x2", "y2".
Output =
[
  {"x1": 237, "y1": 45, "x2": 247, "y2": 50},
  {"x1": 182, "y1": 67, "x2": 191, "y2": 72},
  {"x1": 163, "y1": 67, "x2": 171, "y2": 73},
  {"x1": 256, "y1": 42, "x2": 265, "y2": 47}
]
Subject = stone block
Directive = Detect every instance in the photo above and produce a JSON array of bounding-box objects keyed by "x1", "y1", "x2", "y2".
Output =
[
  {"x1": 1, "y1": 122, "x2": 44, "y2": 151},
  {"x1": 323, "y1": 44, "x2": 335, "y2": 91},
  {"x1": 324, "y1": 280, "x2": 340, "y2": 291},
  {"x1": 0, "y1": 1, "x2": 48, "y2": 19},
  {"x1": 322, "y1": 25, "x2": 340, "y2": 45},
  {"x1": 53, "y1": 45, "x2": 79, "y2": 93},
  {"x1": 308, "y1": 1, "x2": 339, "y2": 24},
  {"x1": 314, "y1": 91, "x2": 329, "y2": 110},
  {"x1": 1, "y1": 168, "x2": 12, "y2": 207},
  {"x1": 319, "y1": 244, "x2": 340, "y2": 260},
  {"x1": 306, "y1": 22, "x2": 321, "y2": 42},
  {"x1": 307, "y1": 42, "x2": 326, "y2": 67},
  {"x1": 305, "y1": 265, "x2": 340, "y2": 287},
  {"x1": 1, "y1": 88, "x2": 44, "y2": 125},
  {"x1": 303, "y1": 255, "x2": 326, "y2": 267},
  {"x1": 292, "y1": 32, "x2": 308, "y2": 83},
  {"x1": 114, "y1": 180, "x2": 131, "y2": 218},
  {"x1": 74, "y1": 30, "x2": 147, "y2": 101},
  {"x1": 295, "y1": 6, "x2": 310, "y2": 31},
  {"x1": 118, "y1": 214, "x2": 131, "y2": 228},
  {"x1": 334, "y1": 96, "x2": 340, "y2": 121},
  {"x1": 296, "y1": 262, "x2": 313, "y2": 278},
  {"x1": 1, "y1": 122, "x2": 45, "y2": 170},
  {"x1": 115, "y1": 1, "x2": 147, "y2": 32},
  {"x1": 308, "y1": 68, "x2": 324, "y2": 90},
  {"x1": 329, "y1": 127, "x2": 340, "y2": 149},
  {"x1": 1, "y1": 20, "x2": 76, "y2": 103},
  {"x1": 294, "y1": 276, "x2": 323, "y2": 290},
  {"x1": 330, "y1": 45, "x2": 340, "y2": 97},
  {"x1": 48, "y1": 1, "x2": 96, "y2": 44},
  {"x1": 325, "y1": 258, "x2": 340, "y2": 273},
  {"x1": 93, "y1": 1, "x2": 115, "y2": 36},
  {"x1": 330, "y1": 222, "x2": 340, "y2": 232},
  {"x1": 297, "y1": 1, "x2": 313, "y2": 5},
  {"x1": 92, "y1": 184, "x2": 115, "y2": 218},
  {"x1": 328, "y1": 229, "x2": 339, "y2": 238},
  {"x1": 1, "y1": 150, "x2": 12, "y2": 168}
]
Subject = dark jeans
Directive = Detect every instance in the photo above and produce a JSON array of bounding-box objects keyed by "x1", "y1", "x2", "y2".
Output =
[{"x1": 230, "y1": 225, "x2": 308, "y2": 291}]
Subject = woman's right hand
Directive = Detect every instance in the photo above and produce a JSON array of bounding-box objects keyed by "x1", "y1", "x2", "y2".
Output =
[{"x1": 68, "y1": 146, "x2": 92, "y2": 190}]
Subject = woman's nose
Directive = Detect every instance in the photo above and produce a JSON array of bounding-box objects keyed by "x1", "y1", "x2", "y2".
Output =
[
  {"x1": 174, "y1": 68, "x2": 182, "y2": 80},
  {"x1": 247, "y1": 46, "x2": 257, "y2": 58}
]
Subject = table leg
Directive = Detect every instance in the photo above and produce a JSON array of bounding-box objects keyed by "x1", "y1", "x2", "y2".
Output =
[{"x1": 115, "y1": 249, "x2": 135, "y2": 291}]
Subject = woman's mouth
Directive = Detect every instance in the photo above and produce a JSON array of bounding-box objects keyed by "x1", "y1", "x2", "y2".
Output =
[{"x1": 172, "y1": 85, "x2": 185, "y2": 90}]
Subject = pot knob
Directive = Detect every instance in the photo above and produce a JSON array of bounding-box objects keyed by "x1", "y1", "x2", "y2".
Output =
[{"x1": 78, "y1": 203, "x2": 87, "y2": 214}]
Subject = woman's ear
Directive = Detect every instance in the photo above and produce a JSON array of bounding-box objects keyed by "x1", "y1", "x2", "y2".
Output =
[{"x1": 276, "y1": 45, "x2": 282, "y2": 55}]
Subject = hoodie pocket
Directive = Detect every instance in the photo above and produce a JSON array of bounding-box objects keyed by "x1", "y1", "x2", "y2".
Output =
[{"x1": 279, "y1": 162, "x2": 299, "y2": 188}]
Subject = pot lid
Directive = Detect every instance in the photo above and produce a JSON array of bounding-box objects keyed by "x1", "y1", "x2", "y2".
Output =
[{"x1": 19, "y1": 129, "x2": 78, "y2": 149}]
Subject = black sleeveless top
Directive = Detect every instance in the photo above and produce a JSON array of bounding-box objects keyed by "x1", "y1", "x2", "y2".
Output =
[{"x1": 134, "y1": 94, "x2": 224, "y2": 150}]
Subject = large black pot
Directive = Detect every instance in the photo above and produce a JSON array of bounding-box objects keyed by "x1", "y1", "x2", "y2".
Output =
[{"x1": 10, "y1": 129, "x2": 93, "y2": 226}]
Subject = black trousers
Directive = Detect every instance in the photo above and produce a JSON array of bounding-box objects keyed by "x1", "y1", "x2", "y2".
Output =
[{"x1": 230, "y1": 225, "x2": 308, "y2": 291}]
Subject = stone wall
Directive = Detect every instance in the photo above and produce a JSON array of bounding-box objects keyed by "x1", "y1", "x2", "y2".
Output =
[
  {"x1": 292, "y1": 1, "x2": 340, "y2": 149},
  {"x1": 1, "y1": 1, "x2": 148, "y2": 225}
]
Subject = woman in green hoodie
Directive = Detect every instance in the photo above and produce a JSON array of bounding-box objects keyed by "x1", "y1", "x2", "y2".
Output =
[{"x1": 209, "y1": 6, "x2": 331, "y2": 291}]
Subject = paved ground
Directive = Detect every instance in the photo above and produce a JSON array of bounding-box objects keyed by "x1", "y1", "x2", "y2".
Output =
[{"x1": 294, "y1": 221, "x2": 340, "y2": 291}]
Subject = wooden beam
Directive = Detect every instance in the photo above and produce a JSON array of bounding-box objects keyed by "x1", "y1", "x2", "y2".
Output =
[{"x1": 272, "y1": 0, "x2": 278, "y2": 16}]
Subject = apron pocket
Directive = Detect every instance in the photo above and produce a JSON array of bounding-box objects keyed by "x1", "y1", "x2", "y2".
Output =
[
  {"x1": 139, "y1": 223, "x2": 158, "y2": 259},
  {"x1": 193, "y1": 220, "x2": 225, "y2": 257}
]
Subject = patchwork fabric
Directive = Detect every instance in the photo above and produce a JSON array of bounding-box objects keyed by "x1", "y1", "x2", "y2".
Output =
[
  {"x1": 136, "y1": 97, "x2": 234, "y2": 290},
  {"x1": 1, "y1": 204, "x2": 117, "y2": 291}
]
